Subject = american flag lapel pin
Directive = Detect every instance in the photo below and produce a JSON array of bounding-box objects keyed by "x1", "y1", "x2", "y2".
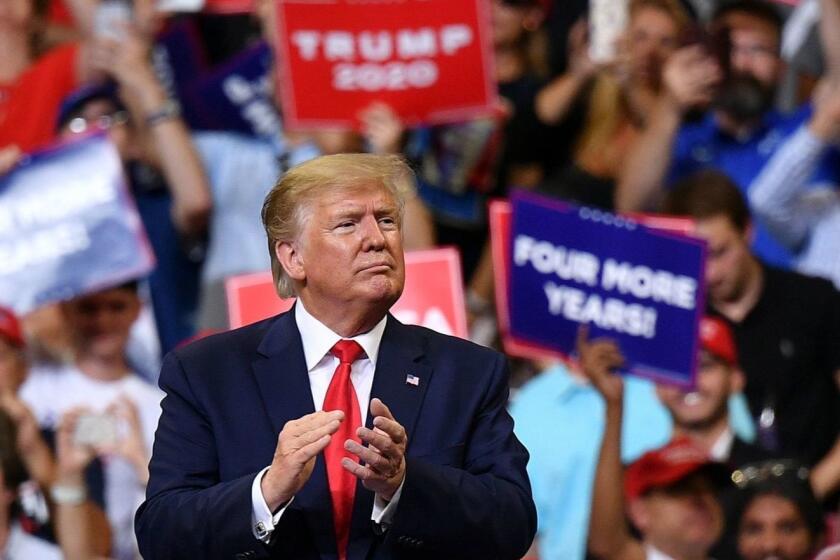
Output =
[{"x1": 405, "y1": 374, "x2": 420, "y2": 387}]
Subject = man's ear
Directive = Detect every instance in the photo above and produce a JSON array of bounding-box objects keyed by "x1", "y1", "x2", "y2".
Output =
[
  {"x1": 275, "y1": 240, "x2": 306, "y2": 282},
  {"x1": 627, "y1": 497, "x2": 651, "y2": 533}
]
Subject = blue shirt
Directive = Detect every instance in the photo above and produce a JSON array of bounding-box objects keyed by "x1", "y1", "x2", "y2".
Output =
[
  {"x1": 194, "y1": 132, "x2": 320, "y2": 284},
  {"x1": 668, "y1": 104, "x2": 840, "y2": 268},
  {"x1": 510, "y1": 366, "x2": 672, "y2": 560}
]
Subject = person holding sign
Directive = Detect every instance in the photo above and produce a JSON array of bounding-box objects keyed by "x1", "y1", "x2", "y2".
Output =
[
  {"x1": 579, "y1": 326, "x2": 730, "y2": 560},
  {"x1": 135, "y1": 154, "x2": 536, "y2": 560}
]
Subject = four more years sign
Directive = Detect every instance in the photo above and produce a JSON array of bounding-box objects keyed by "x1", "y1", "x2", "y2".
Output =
[
  {"x1": 274, "y1": 0, "x2": 497, "y2": 128},
  {"x1": 504, "y1": 192, "x2": 706, "y2": 388}
]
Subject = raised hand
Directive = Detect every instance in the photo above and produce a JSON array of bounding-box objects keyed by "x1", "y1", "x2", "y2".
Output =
[
  {"x1": 261, "y1": 410, "x2": 344, "y2": 511},
  {"x1": 661, "y1": 45, "x2": 721, "y2": 112},
  {"x1": 576, "y1": 324, "x2": 626, "y2": 405},
  {"x1": 342, "y1": 398, "x2": 406, "y2": 501}
]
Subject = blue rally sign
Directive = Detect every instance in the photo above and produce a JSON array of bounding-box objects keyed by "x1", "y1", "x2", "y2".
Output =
[
  {"x1": 181, "y1": 41, "x2": 282, "y2": 139},
  {"x1": 508, "y1": 191, "x2": 706, "y2": 387},
  {"x1": 0, "y1": 135, "x2": 155, "y2": 314}
]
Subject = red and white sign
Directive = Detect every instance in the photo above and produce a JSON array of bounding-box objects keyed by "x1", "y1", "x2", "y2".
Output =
[
  {"x1": 226, "y1": 247, "x2": 468, "y2": 338},
  {"x1": 489, "y1": 200, "x2": 696, "y2": 363},
  {"x1": 273, "y1": 0, "x2": 497, "y2": 129}
]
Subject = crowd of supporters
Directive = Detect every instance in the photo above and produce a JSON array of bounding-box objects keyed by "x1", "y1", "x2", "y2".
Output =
[{"x1": 1, "y1": 0, "x2": 839, "y2": 558}]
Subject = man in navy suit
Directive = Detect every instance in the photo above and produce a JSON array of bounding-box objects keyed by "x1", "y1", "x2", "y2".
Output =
[{"x1": 135, "y1": 153, "x2": 536, "y2": 560}]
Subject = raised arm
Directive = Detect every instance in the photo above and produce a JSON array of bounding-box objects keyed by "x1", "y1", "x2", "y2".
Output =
[
  {"x1": 90, "y1": 28, "x2": 213, "y2": 237},
  {"x1": 819, "y1": 0, "x2": 840, "y2": 84},
  {"x1": 535, "y1": 20, "x2": 598, "y2": 125},
  {"x1": 615, "y1": 46, "x2": 720, "y2": 212},
  {"x1": 749, "y1": 86, "x2": 840, "y2": 250},
  {"x1": 578, "y1": 327, "x2": 644, "y2": 560}
]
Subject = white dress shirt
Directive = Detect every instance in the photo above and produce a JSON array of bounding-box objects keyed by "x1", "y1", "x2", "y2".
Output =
[{"x1": 250, "y1": 302, "x2": 403, "y2": 542}]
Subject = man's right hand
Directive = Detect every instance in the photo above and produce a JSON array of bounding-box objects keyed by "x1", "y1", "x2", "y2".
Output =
[
  {"x1": 576, "y1": 325, "x2": 625, "y2": 405},
  {"x1": 260, "y1": 410, "x2": 344, "y2": 511},
  {"x1": 661, "y1": 46, "x2": 721, "y2": 113}
]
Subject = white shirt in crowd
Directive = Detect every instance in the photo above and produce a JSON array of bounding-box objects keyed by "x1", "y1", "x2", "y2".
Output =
[{"x1": 20, "y1": 363, "x2": 163, "y2": 560}]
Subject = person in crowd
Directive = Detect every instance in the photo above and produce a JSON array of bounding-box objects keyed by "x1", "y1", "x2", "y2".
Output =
[
  {"x1": 536, "y1": 0, "x2": 690, "y2": 209},
  {"x1": 0, "y1": 308, "x2": 111, "y2": 558},
  {"x1": 58, "y1": 22, "x2": 213, "y2": 356},
  {"x1": 733, "y1": 459, "x2": 825, "y2": 560},
  {"x1": 511, "y1": 342, "x2": 673, "y2": 559},
  {"x1": 0, "y1": 407, "x2": 62, "y2": 559},
  {"x1": 580, "y1": 327, "x2": 729, "y2": 560},
  {"x1": 748, "y1": 81, "x2": 840, "y2": 289},
  {"x1": 513, "y1": 316, "x2": 759, "y2": 560},
  {"x1": 662, "y1": 170, "x2": 840, "y2": 497},
  {"x1": 617, "y1": 0, "x2": 840, "y2": 268},
  {"x1": 135, "y1": 153, "x2": 536, "y2": 560},
  {"x1": 20, "y1": 283, "x2": 163, "y2": 560},
  {"x1": 655, "y1": 316, "x2": 768, "y2": 468},
  {"x1": 0, "y1": 0, "x2": 91, "y2": 159}
]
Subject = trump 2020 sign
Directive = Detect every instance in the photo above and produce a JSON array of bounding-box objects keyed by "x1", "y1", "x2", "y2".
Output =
[
  {"x1": 502, "y1": 192, "x2": 706, "y2": 387},
  {"x1": 273, "y1": 0, "x2": 497, "y2": 128}
]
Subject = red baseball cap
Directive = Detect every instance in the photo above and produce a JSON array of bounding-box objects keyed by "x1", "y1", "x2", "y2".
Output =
[
  {"x1": 0, "y1": 307, "x2": 24, "y2": 348},
  {"x1": 699, "y1": 316, "x2": 738, "y2": 367},
  {"x1": 624, "y1": 437, "x2": 728, "y2": 501}
]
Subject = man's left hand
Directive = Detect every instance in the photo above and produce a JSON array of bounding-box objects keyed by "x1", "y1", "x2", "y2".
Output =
[{"x1": 342, "y1": 398, "x2": 406, "y2": 501}]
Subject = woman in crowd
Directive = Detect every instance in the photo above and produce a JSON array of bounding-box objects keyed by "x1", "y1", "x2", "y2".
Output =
[{"x1": 535, "y1": 0, "x2": 690, "y2": 208}]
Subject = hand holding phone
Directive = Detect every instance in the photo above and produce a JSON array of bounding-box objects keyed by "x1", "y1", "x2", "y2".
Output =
[
  {"x1": 73, "y1": 413, "x2": 119, "y2": 448},
  {"x1": 94, "y1": 0, "x2": 133, "y2": 42}
]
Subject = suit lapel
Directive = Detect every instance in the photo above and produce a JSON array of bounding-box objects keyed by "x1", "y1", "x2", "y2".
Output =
[
  {"x1": 348, "y1": 316, "x2": 434, "y2": 560},
  {"x1": 251, "y1": 307, "x2": 336, "y2": 558}
]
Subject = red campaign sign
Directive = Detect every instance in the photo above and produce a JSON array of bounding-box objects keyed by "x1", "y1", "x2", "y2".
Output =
[
  {"x1": 273, "y1": 0, "x2": 498, "y2": 129},
  {"x1": 203, "y1": 0, "x2": 254, "y2": 13},
  {"x1": 489, "y1": 200, "x2": 696, "y2": 363},
  {"x1": 226, "y1": 247, "x2": 468, "y2": 338}
]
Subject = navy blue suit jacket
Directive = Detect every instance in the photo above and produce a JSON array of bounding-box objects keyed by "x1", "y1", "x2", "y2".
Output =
[{"x1": 135, "y1": 309, "x2": 536, "y2": 559}]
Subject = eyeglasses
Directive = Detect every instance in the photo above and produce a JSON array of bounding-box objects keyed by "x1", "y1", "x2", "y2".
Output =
[
  {"x1": 731, "y1": 460, "x2": 810, "y2": 490},
  {"x1": 66, "y1": 111, "x2": 130, "y2": 135}
]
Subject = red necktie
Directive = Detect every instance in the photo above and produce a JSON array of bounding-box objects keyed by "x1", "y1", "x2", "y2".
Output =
[{"x1": 323, "y1": 339, "x2": 365, "y2": 560}]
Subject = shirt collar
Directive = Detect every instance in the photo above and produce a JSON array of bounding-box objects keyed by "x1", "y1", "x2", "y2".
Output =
[
  {"x1": 645, "y1": 544, "x2": 677, "y2": 560},
  {"x1": 294, "y1": 301, "x2": 387, "y2": 371},
  {"x1": 709, "y1": 426, "x2": 735, "y2": 462}
]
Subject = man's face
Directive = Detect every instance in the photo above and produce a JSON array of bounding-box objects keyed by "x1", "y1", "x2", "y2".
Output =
[
  {"x1": 0, "y1": 338, "x2": 26, "y2": 394},
  {"x1": 283, "y1": 183, "x2": 405, "y2": 317},
  {"x1": 62, "y1": 288, "x2": 140, "y2": 361},
  {"x1": 694, "y1": 215, "x2": 754, "y2": 305},
  {"x1": 714, "y1": 14, "x2": 781, "y2": 124},
  {"x1": 738, "y1": 494, "x2": 815, "y2": 560},
  {"x1": 657, "y1": 351, "x2": 738, "y2": 430},
  {"x1": 725, "y1": 16, "x2": 782, "y2": 87},
  {"x1": 632, "y1": 473, "x2": 724, "y2": 553}
]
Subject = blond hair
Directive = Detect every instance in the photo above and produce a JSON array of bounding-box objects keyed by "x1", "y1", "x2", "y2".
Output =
[{"x1": 261, "y1": 153, "x2": 415, "y2": 298}]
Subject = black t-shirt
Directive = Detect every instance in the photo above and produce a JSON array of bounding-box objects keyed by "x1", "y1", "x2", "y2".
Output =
[{"x1": 711, "y1": 264, "x2": 840, "y2": 466}]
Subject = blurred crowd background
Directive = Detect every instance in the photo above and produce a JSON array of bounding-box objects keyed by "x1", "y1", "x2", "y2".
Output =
[{"x1": 1, "y1": 0, "x2": 840, "y2": 558}]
